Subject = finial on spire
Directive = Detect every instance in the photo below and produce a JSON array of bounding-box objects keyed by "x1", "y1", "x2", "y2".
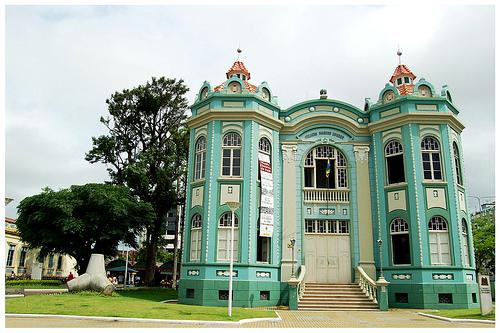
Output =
[
  {"x1": 237, "y1": 46, "x2": 242, "y2": 60},
  {"x1": 397, "y1": 46, "x2": 402, "y2": 65}
]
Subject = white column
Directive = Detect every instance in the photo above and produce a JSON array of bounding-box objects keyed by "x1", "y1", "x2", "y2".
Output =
[
  {"x1": 354, "y1": 145, "x2": 376, "y2": 280},
  {"x1": 281, "y1": 144, "x2": 297, "y2": 281}
]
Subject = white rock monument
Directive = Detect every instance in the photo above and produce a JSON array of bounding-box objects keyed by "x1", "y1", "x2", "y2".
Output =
[{"x1": 67, "y1": 254, "x2": 114, "y2": 295}]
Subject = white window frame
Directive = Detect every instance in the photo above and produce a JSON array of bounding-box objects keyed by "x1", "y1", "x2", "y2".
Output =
[
  {"x1": 217, "y1": 212, "x2": 239, "y2": 262},
  {"x1": 303, "y1": 145, "x2": 348, "y2": 189},
  {"x1": 428, "y1": 216, "x2": 451, "y2": 265},
  {"x1": 385, "y1": 140, "x2": 405, "y2": 184},
  {"x1": 194, "y1": 136, "x2": 206, "y2": 181},
  {"x1": 453, "y1": 142, "x2": 463, "y2": 185},
  {"x1": 190, "y1": 214, "x2": 203, "y2": 261},
  {"x1": 6, "y1": 244, "x2": 16, "y2": 267},
  {"x1": 421, "y1": 136, "x2": 443, "y2": 181},
  {"x1": 461, "y1": 219, "x2": 470, "y2": 267},
  {"x1": 221, "y1": 133, "x2": 242, "y2": 177},
  {"x1": 390, "y1": 218, "x2": 411, "y2": 266}
]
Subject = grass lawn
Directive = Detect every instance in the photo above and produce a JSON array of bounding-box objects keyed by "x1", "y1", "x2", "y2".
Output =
[
  {"x1": 5, "y1": 288, "x2": 276, "y2": 322},
  {"x1": 424, "y1": 308, "x2": 495, "y2": 321}
]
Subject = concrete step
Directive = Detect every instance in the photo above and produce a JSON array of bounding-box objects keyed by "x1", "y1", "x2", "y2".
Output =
[
  {"x1": 298, "y1": 307, "x2": 379, "y2": 311},
  {"x1": 300, "y1": 296, "x2": 375, "y2": 302},
  {"x1": 303, "y1": 290, "x2": 366, "y2": 295},
  {"x1": 299, "y1": 299, "x2": 377, "y2": 305}
]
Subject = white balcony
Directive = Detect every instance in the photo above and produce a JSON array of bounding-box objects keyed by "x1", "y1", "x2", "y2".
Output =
[{"x1": 303, "y1": 188, "x2": 350, "y2": 203}]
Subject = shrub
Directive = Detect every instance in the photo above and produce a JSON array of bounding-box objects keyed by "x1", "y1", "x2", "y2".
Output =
[{"x1": 6, "y1": 279, "x2": 63, "y2": 287}]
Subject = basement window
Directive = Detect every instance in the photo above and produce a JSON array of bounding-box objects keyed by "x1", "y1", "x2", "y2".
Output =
[
  {"x1": 186, "y1": 289, "x2": 195, "y2": 299},
  {"x1": 472, "y1": 293, "x2": 477, "y2": 303},
  {"x1": 260, "y1": 291, "x2": 270, "y2": 300},
  {"x1": 438, "y1": 293, "x2": 453, "y2": 304},
  {"x1": 219, "y1": 290, "x2": 232, "y2": 300},
  {"x1": 395, "y1": 293, "x2": 408, "y2": 303}
]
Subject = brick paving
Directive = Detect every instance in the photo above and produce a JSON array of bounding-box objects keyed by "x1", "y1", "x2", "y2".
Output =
[{"x1": 6, "y1": 310, "x2": 494, "y2": 328}]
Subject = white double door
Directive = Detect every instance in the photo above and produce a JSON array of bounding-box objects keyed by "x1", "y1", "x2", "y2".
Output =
[{"x1": 304, "y1": 234, "x2": 351, "y2": 283}]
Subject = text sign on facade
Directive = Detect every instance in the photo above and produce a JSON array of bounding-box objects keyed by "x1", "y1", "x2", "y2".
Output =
[{"x1": 259, "y1": 153, "x2": 273, "y2": 237}]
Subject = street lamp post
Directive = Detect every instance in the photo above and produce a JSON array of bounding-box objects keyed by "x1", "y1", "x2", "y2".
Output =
[
  {"x1": 288, "y1": 238, "x2": 296, "y2": 278},
  {"x1": 377, "y1": 239, "x2": 383, "y2": 278},
  {"x1": 226, "y1": 201, "x2": 240, "y2": 318}
]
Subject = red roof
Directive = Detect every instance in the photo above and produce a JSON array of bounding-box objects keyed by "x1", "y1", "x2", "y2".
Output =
[
  {"x1": 390, "y1": 64, "x2": 416, "y2": 83},
  {"x1": 397, "y1": 84, "x2": 415, "y2": 96},
  {"x1": 5, "y1": 217, "x2": 16, "y2": 223},
  {"x1": 226, "y1": 61, "x2": 251, "y2": 80}
]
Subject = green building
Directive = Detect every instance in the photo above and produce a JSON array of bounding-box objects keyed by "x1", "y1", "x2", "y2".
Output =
[{"x1": 179, "y1": 54, "x2": 478, "y2": 310}]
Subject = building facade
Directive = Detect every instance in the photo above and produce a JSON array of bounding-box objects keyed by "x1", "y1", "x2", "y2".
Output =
[{"x1": 179, "y1": 57, "x2": 478, "y2": 309}]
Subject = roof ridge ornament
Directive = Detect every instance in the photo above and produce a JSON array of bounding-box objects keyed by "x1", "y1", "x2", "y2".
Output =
[{"x1": 397, "y1": 46, "x2": 402, "y2": 65}]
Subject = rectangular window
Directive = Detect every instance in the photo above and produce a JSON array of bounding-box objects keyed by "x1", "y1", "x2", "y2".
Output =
[
  {"x1": 392, "y1": 234, "x2": 411, "y2": 265},
  {"x1": 395, "y1": 293, "x2": 409, "y2": 303},
  {"x1": 304, "y1": 167, "x2": 314, "y2": 187},
  {"x1": 305, "y1": 220, "x2": 315, "y2": 233},
  {"x1": 233, "y1": 149, "x2": 241, "y2": 176},
  {"x1": 217, "y1": 228, "x2": 239, "y2": 261},
  {"x1": 257, "y1": 234, "x2": 270, "y2": 263},
  {"x1": 218, "y1": 290, "x2": 231, "y2": 300},
  {"x1": 190, "y1": 229, "x2": 202, "y2": 261},
  {"x1": 387, "y1": 154, "x2": 405, "y2": 184},
  {"x1": 472, "y1": 293, "x2": 477, "y2": 303},
  {"x1": 19, "y1": 247, "x2": 28, "y2": 267},
  {"x1": 404, "y1": 77, "x2": 410, "y2": 84},
  {"x1": 397, "y1": 78, "x2": 403, "y2": 85},
  {"x1": 186, "y1": 289, "x2": 195, "y2": 299},
  {"x1": 438, "y1": 293, "x2": 453, "y2": 304},
  {"x1": 48, "y1": 254, "x2": 54, "y2": 268},
  {"x1": 315, "y1": 159, "x2": 335, "y2": 189},
  {"x1": 57, "y1": 256, "x2": 63, "y2": 270},
  {"x1": 222, "y1": 149, "x2": 231, "y2": 176},
  {"x1": 260, "y1": 291, "x2": 270, "y2": 300},
  {"x1": 305, "y1": 219, "x2": 349, "y2": 234},
  {"x1": 6, "y1": 244, "x2": 16, "y2": 267}
]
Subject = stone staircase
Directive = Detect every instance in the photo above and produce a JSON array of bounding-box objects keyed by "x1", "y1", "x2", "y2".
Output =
[{"x1": 298, "y1": 283, "x2": 379, "y2": 311}]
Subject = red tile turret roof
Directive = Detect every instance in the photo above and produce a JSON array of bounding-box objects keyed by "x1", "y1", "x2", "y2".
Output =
[
  {"x1": 226, "y1": 61, "x2": 251, "y2": 80},
  {"x1": 396, "y1": 84, "x2": 415, "y2": 96},
  {"x1": 390, "y1": 64, "x2": 416, "y2": 83}
]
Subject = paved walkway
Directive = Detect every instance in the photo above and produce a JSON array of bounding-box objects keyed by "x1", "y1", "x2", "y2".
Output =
[{"x1": 6, "y1": 310, "x2": 494, "y2": 328}]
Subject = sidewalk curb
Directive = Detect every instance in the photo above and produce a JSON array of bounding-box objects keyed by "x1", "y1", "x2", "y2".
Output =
[
  {"x1": 6, "y1": 312, "x2": 282, "y2": 326},
  {"x1": 5, "y1": 295, "x2": 24, "y2": 298},
  {"x1": 418, "y1": 312, "x2": 495, "y2": 324}
]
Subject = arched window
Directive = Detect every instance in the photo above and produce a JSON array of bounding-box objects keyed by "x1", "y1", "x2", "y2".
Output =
[
  {"x1": 200, "y1": 87, "x2": 208, "y2": 100},
  {"x1": 194, "y1": 136, "x2": 206, "y2": 180},
  {"x1": 385, "y1": 140, "x2": 405, "y2": 184},
  {"x1": 428, "y1": 216, "x2": 451, "y2": 265},
  {"x1": 228, "y1": 81, "x2": 242, "y2": 93},
  {"x1": 461, "y1": 219, "x2": 470, "y2": 267},
  {"x1": 421, "y1": 137, "x2": 443, "y2": 180},
  {"x1": 190, "y1": 214, "x2": 202, "y2": 261},
  {"x1": 259, "y1": 137, "x2": 271, "y2": 156},
  {"x1": 262, "y1": 88, "x2": 271, "y2": 101},
  {"x1": 222, "y1": 133, "x2": 241, "y2": 177},
  {"x1": 304, "y1": 145, "x2": 348, "y2": 189},
  {"x1": 453, "y1": 142, "x2": 463, "y2": 185},
  {"x1": 390, "y1": 218, "x2": 411, "y2": 265},
  {"x1": 217, "y1": 212, "x2": 239, "y2": 261}
]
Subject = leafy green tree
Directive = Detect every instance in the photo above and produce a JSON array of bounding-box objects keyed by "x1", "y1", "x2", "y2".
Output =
[
  {"x1": 86, "y1": 77, "x2": 189, "y2": 284},
  {"x1": 16, "y1": 184, "x2": 154, "y2": 274},
  {"x1": 471, "y1": 209, "x2": 495, "y2": 274}
]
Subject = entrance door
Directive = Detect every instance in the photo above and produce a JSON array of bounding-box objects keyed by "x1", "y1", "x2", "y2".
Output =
[{"x1": 304, "y1": 219, "x2": 351, "y2": 283}]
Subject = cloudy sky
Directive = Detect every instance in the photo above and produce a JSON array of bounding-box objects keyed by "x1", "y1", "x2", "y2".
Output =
[{"x1": 4, "y1": 5, "x2": 495, "y2": 217}]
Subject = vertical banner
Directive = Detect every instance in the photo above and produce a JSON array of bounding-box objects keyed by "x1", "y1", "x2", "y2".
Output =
[{"x1": 258, "y1": 152, "x2": 274, "y2": 237}]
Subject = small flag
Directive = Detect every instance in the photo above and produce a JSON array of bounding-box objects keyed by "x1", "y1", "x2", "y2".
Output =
[{"x1": 326, "y1": 158, "x2": 331, "y2": 178}]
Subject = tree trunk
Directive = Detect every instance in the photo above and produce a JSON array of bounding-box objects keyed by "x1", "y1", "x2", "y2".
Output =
[{"x1": 144, "y1": 221, "x2": 160, "y2": 285}]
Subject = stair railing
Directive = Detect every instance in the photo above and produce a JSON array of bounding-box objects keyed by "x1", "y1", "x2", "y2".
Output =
[
  {"x1": 296, "y1": 265, "x2": 306, "y2": 300},
  {"x1": 356, "y1": 266, "x2": 378, "y2": 304}
]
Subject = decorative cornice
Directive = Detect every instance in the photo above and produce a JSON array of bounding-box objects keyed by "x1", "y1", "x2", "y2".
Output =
[
  {"x1": 369, "y1": 112, "x2": 465, "y2": 134},
  {"x1": 187, "y1": 109, "x2": 283, "y2": 131},
  {"x1": 281, "y1": 114, "x2": 367, "y2": 136}
]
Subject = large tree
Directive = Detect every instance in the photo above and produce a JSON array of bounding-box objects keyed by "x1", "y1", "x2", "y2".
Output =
[
  {"x1": 16, "y1": 184, "x2": 153, "y2": 274},
  {"x1": 472, "y1": 209, "x2": 495, "y2": 274},
  {"x1": 86, "y1": 77, "x2": 189, "y2": 284}
]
